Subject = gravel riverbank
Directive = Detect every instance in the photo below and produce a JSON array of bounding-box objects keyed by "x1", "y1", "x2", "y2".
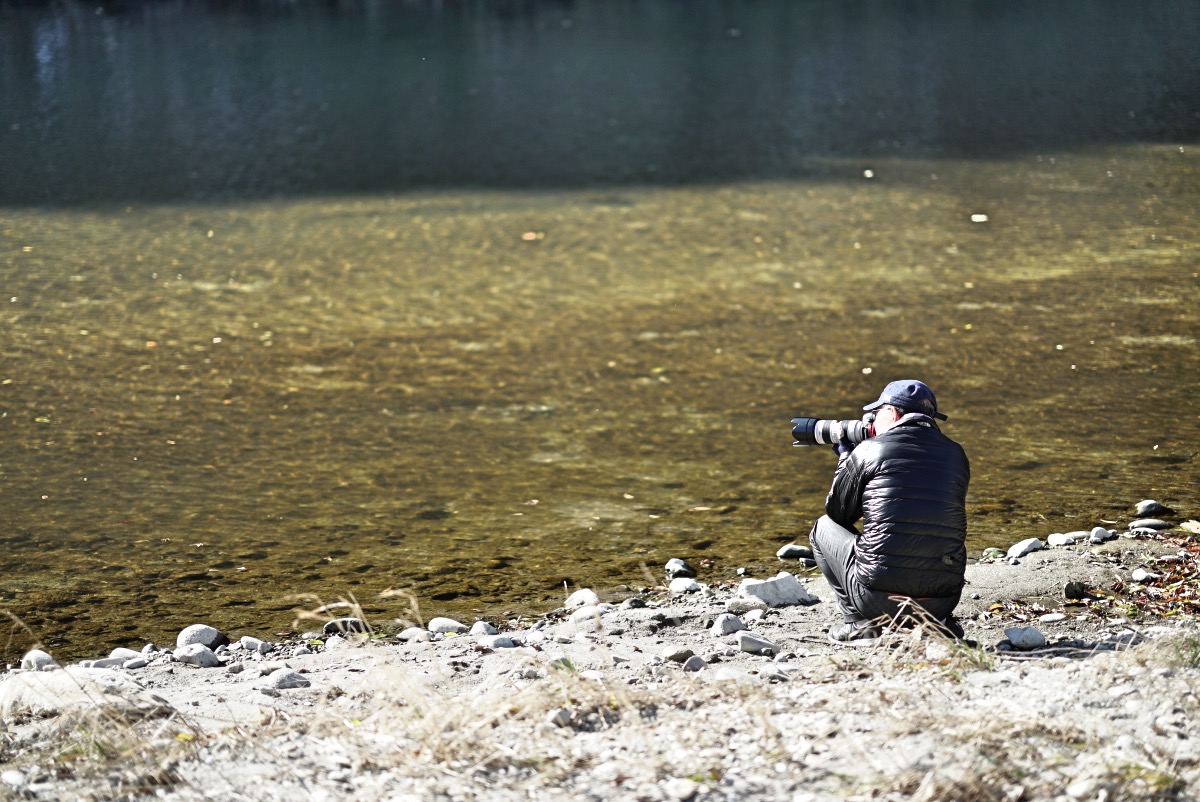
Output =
[{"x1": 3, "y1": 506, "x2": 1200, "y2": 801}]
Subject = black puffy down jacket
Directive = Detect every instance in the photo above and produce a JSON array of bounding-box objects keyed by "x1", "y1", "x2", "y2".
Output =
[{"x1": 825, "y1": 416, "x2": 970, "y2": 599}]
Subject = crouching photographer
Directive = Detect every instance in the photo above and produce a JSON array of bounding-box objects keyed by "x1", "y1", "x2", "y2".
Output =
[{"x1": 795, "y1": 380, "x2": 970, "y2": 643}]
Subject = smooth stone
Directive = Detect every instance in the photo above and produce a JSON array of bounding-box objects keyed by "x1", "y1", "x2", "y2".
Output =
[
  {"x1": 1004, "y1": 626, "x2": 1047, "y2": 650},
  {"x1": 1046, "y1": 533, "x2": 1077, "y2": 547},
  {"x1": 620, "y1": 597, "x2": 646, "y2": 609},
  {"x1": 668, "y1": 577, "x2": 702, "y2": 595},
  {"x1": 20, "y1": 650, "x2": 57, "y2": 671},
  {"x1": 1129, "y1": 518, "x2": 1171, "y2": 531},
  {"x1": 470, "y1": 621, "x2": 500, "y2": 636},
  {"x1": 427, "y1": 617, "x2": 468, "y2": 634},
  {"x1": 725, "y1": 597, "x2": 768, "y2": 614},
  {"x1": 239, "y1": 636, "x2": 274, "y2": 654},
  {"x1": 398, "y1": 627, "x2": 433, "y2": 643},
  {"x1": 1132, "y1": 568, "x2": 1162, "y2": 583},
  {"x1": 775, "y1": 544, "x2": 814, "y2": 560},
  {"x1": 1064, "y1": 581, "x2": 1090, "y2": 599},
  {"x1": 174, "y1": 643, "x2": 221, "y2": 668},
  {"x1": 478, "y1": 635, "x2": 517, "y2": 649},
  {"x1": 140, "y1": 643, "x2": 158, "y2": 655},
  {"x1": 743, "y1": 609, "x2": 765, "y2": 623},
  {"x1": 176, "y1": 624, "x2": 223, "y2": 650},
  {"x1": 1090, "y1": 526, "x2": 1118, "y2": 542},
  {"x1": 662, "y1": 647, "x2": 695, "y2": 663},
  {"x1": 86, "y1": 657, "x2": 129, "y2": 669},
  {"x1": 547, "y1": 708, "x2": 572, "y2": 727},
  {"x1": 108, "y1": 648, "x2": 142, "y2": 661},
  {"x1": 1007, "y1": 538, "x2": 1042, "y2": 559},
  {"x1": 1039, "y1": 613, "x2": 1068, "y2": 623},
  {"x1": 665, "y1": 558, "x2": 698, "y2": 579},
  {"x1": 323, "y1": 635, "x2": 350, "y2": 651},
  {"x1": 266, "y1": 669, "x2": 311, "y2": 690},
  {"x1": 1, "y1": 770, "x2": 25, "y2": 788},
  {"x1": 569, "y1": 604, "x2": 609, "y2": 623},
  {"x1": 323, "y1": 617, "x2": 368, "y2": 636},
  {"x1": 736, "y1": 572, "x2": 819, "y2": 608},
  {"x1": 122, "y1": 658, "x2": 149, "y2": 670},
  {"x1": 681, "y1": 655, "x2": 707, "y2": 672},
  {"x1": 980, "y1": 547, "x2": 1005, "y2": 560},
  {"x1": 738, "y1": 632, "x2": 780, "y2": 656},
  {"x1": 565, "y1": 588, "x2": 600, "y2": 609},
  {"x1": 1135, "y1": 500, "x2": 1170, "y2": 517},
  {"x1": 711, "y1": 613, "x2": 746, "y2": 636}
]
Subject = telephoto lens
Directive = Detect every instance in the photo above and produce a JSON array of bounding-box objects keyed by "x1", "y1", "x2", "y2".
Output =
[{"x1": 791, "y1": 416, "x2": 872, "y2": 447}]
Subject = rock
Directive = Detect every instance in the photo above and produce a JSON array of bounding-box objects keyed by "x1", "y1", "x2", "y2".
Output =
[
  {"x1": 1064, "y1": 581, "x2": 1091, "y2": 600},
  {"x1": 1046, "y1": 532, "x2": 1077, "y2": 547},
  {"x1": 743, "y1": 609, "x2": 765, "y2": 623},
  {"x1": 620, "y1": 597, "x2": 646, "y2": 609},
  {"x1": 122, "y1": 658, "x2": 149, "y2": 670},
  {"x1": 323, "y1": 617, "x2": 368, "y2": 636},
  {"x1": 663, "y1": 777, "x2": 700, "y2": 801},
  {"x1": 20, "y1": 650, "x2": 57, "y2": 671},
  {"x1": 681, "y1": 655, "x2": 707, "y2": 672},
  {"x1": 736, "y1": 572, "x2": 819, "y2": 608},
  {"x1": 266, "y1": 669, "x2": 311, "y2": 689},
  {"x1": 726, "y1": 597, "x2": 768, "y2": 614},
  {"x1": 980, "y1": 547, "x2": 1005, "y2": 560},
  {"x1": 108, "y1": 647, "x2": 141, "y2": 661},
  {"x1": 0, "y1": 667, "x2": 174, "y2": 722},
  {"x1": 1004, "y1": 626, "x2": 1047, "y2": 650},
  {"x1": 547, "y1": 708, "x2": 572, "y2": 727},
  {"x1": 662, "y1": 647, "x2": 694, "y2": 663},
  {"x1": 775, "y1": 544, "x2": 814, "y2": 560},
  {"x1": 1136, "y1": 500, "x2": 1171, "y2": 517},
  {"x1": 669, "y1": 577, "x2": 702, "y2": 595},
  {"x1": 1129, "y1": 518, "x2": 1171, "y2": 531},
  {"x1": 1089, "y1": 526, "x2": 1118, "y2": 544},
  {"x1": 665, "y1": 558, "x2": 697, "y2": 579},
  {"x1": 176, "y1": 624, "x2": 224, "y2": 650},
  {"x1": 470, "y1": 621, "x2": 499, "y2": 636},
  {"x1": 239, "y1": 636, "x2": 274, "y2": 654},
  {"x1": 565, "y1": 588, "x2": 600, "y2": 609},
  {"x1": 398, "y1": 627, "x2": 433, "y2": 643},
  {"x1": 140, "y1": 643, "x2": 158, "y2": 655},
  {"x1": 84, "y1": 657, "x2": 129, "y2": 669},
  {"x1": 1007, "y1": 538, "x2": 1042, "y2": 559},
  {"x1": 569, "y1": 605, "x2": 608, "y2": 623},
  {"x1": 1039, "y1": 613, "x2": 1068, "y2": 623},
  {"x1": 711, "y1": 613, "x2": 745, "y2": 636},
  {"x1": 174, "y1": 644, "x2": 221, "y2": 668},
  {"x1": 1132, "y1": 568, "x2": 1162, "y2": 583},
  {"x1": 478, "y1": 635, "x2": 517, "y2": 649},
  {"x1": 428, "y1": 617, "x2": 468, "y2": 634},
  {"x1": 738, "y1": 633, "x2": 780, "y2": 656},
  {"x1": 1, "y1": 770, "x2": 25, "y2": 788},
  {"x1": 323, "y1": 635, "x2": 350, "y2": 651}
]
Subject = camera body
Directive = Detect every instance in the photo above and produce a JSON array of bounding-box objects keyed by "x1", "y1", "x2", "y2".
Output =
[{"x1": 791, "y1": 413, "x2": 876, "y2": 447}]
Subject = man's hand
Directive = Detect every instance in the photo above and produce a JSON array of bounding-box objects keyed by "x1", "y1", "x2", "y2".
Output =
[{"x1": 831, "y1": 422, "x2": 855, "y2": 459}]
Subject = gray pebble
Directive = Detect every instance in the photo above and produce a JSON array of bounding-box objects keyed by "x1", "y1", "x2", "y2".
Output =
[
  {"x1": 122, "y1": 658, "x2": 149, "y2": 670},
  {"x1": 668, "y1": 577, "x2": 702, "y2": 595},
  {"x1": 1135, "y1": 500, "x2": 1171, "y2": 517},
  {"x1": 20, "y1": 650, "x2": 57, "y2": 671},
  {"x1": 711, "y1": 613, "x2": 746, "y2": 636},
  {"x1": 1046, "y1": 532, "x2": 1077, "y2": 547},
  {"x1": 620, "y1": 597, "x2": 646, "y2": 609},
  {"x1": 1007, "y1": 537, "x2": 1042, "y2": 559},
  {"x1": 682, "y1": 655, "x2": 707, "y2": 672},
  {"x1": 226, "y1": 663, "x2": 245, "y2": 674},
  {"x1": 266, "y1": 668, "x2": 311, "y2": 689},
  {"x1": 775, "y1": 544, "x2": 814, "y2": 560},
  {"x1": 565, "y1": 589, "x2": 600, "y2": 609},
  {"x1": 175, "y1": 643, "x2": 221, "y2": 668},
  {"x1": 398, "y1": 627, "x2": 433, "y2": 643},
  {"x1": 428, "y1": 617, "x2": 468, "y2": 634},
  {"x1": 665, "y1": 558, "x2": 697, "y2": 579},
  {"x1": 1090, "y1": 526, "x2": 1118, "y2": 543},
  {"x1": 176, "y1": 624, "x2": 224, "y2": 650},
  {"x1": 662, "y1": 647, "x2": 695, "y2": 663},
  {"x1": 470, "y1": 621, "x2": 500, "y2": 636},
  {"x1": 738, "y1": 632, "x2": 779, "y2": 656},
  {"x1": 239, "y1": 636, "x2": 274, "y2": 654},
  {"x1": 108, "y1": 647, "x2": 141, "y2": 661},
  {"x1": 1129, "y1": 518, "x2": 1171, "y2": 531},
  {"x1": 478, "y1": 635, "x2": 517, "y2": 649},
  {"x1": 547, "y1": 708, "x2": 572, "y2": 727}
]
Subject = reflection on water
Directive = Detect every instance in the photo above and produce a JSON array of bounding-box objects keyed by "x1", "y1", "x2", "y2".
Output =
[{"x1": 1, "y1": 145, "x2": 1198, "y2": 659}]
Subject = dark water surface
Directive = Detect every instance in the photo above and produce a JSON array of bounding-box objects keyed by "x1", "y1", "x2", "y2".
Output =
[{"x1": 1, "y1": 2, "x2": 1198, "y2": 661}]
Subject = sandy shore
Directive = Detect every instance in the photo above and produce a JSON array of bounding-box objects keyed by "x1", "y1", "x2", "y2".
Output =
[{"x1": 3, "y1": 531, "x2": 1200, "y2": 801}]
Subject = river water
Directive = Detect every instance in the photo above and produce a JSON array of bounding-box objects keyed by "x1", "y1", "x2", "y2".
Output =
[{"x1": 1, "y1": 1, "x2": 1198, "y2": 660}]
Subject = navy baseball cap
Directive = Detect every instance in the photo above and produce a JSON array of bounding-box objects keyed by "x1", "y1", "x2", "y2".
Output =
[{"x1": 863, "y1": 379, "x2": 948, "y2": 420}]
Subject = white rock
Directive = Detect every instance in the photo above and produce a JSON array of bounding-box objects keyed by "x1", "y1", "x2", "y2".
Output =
[
  {"x1": 711, "y1": 613, "x2": 746, "y2": 636},
  {"x1": 20, "y1": 650, "x2": 57, "y2": 671},
  {"x1": 85, "y1": 657, "x2": 129, "y2": 669},
  {"x1": 1129, "y1": 518, "x2": 1171, "y2": 531},
  {"x1": 427, "y1": 617, "x2": 468, "y2": 634},
  {"x1": 565, "y1": 588, "x2": 600, "y2": 609},
  {"x1": 1007, "y1": 538, "x2": 1042, "y2": 559},
  {"x1": 1, "y1": 770, "x2": 25, "y2": 788},
  {"x1": 1132, "y1": 568, "x2": 1161, "y2": 583},
  {"x1": 0, "y1": 667, "x2": 174, "y2": 722},
  {"x1": 478, "y1": 635, "x2": 517, "y2": 649},
  {"x1": 122, "y1": 658, "x2": 149, "y2": 670},
  {"x1": 736, "y1": 572, "x2": 819, "y2": 607},
  {"x1": 397, "y1": 627, "x2": 432, "y2": 643},
  {"x1": 669, "y1": 577, "x2": 702, "y2": 595},
  {"x1": 570, "y1": 605, "x2": 606, "y2": 623},
  {"x1": 665, "y1": 558, "x2": 697, "y2": 578},
  {"x1": 1039, "y1": 613, "x2": 1067, "y2": 623},
  {"x1": 738, "y1": 632, "x2": 780, "y2": 656},
  {"x1": 664, "y1": 777, "x2": 700, "y2": 801},
  {"x1": 775, "y1": 544, "x2": 813, "y2": 560},
  {"x1": 1090, "y1": 526, "x2": 1118, "y2": 543},
  {"x1": 470, "y1": 621, "x2": 499, "y2": 636},
  {"x1": 266, "y1": 668, "x2": 311, "y2": 689},
  {"x1": 239, "y1": 636, "x2": 274, "y2": 654},
  {"x1": 1046, "y1": 532, "x2": 1077, "y2": 547},
  {"x1": 1136, "y1": 500, "x2": 1169, "y2": 517},
  {"x1": 174, "y1": 643, "x2": 221, "y2": 668},
  {"x1": 108, "y1": 648, "x2": 141, "y2": 661},
  {"x1": 1004, "y1": 626, "x2": 1046, "y2": 650},
  {"x1": 681, "y1": 655, "x2": 707, "y2": 672},
  {"x1": 176, "y1": 624, "x2": 223, "y2": 650}
]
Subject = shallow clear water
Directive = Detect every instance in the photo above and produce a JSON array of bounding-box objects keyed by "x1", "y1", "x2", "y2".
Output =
[{"x1": 2, "y1": 144, "x2": 1198, "y2": 659}]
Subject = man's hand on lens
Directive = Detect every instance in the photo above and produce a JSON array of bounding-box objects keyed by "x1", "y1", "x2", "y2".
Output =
[{"x1": 831, "y1": 422, "x2": 855, "y2": 459}]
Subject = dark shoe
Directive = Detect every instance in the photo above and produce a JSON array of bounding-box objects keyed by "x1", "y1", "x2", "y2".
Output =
[
  {"x1": 935, "y1": 616, "x2": 966, "y2": 640},
  {"x1": 828, "y1": 620, "x2": 880, "y2": 644}
]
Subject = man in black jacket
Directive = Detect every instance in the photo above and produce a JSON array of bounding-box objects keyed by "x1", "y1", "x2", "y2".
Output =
[{"x1": 809, "y1": 379, "x2": 970, "y2": 643}]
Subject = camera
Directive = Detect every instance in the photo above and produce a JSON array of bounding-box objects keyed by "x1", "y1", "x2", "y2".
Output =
[{"x1": 791, "y1": 413, "x2": 876, "y2": 447}]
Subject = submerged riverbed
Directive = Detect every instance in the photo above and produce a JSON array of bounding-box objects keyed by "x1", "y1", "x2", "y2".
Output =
[{"x1": 1, "y1": 143, "x2": 1198, "y2": 660}]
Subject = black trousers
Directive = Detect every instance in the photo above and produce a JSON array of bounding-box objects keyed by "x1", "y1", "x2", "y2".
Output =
[{"x1": 809, "y1": 515, "x2": 960, "y2": 624}]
